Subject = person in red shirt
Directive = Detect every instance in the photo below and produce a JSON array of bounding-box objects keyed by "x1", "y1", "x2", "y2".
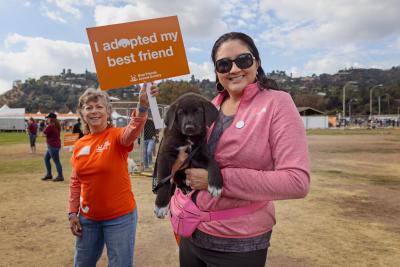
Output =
[
  {"x1": 68, "y1": 84, "x2": 158, "y2": 266},
  {"x1": 42, "y1": 113, "x2": 64, "y2": 181},
  {"x1": 26, "y1": 117, "x2": 38, "y2": 153}
]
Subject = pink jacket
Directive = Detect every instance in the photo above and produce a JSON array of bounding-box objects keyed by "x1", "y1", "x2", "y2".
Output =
[{"x1": 195, "y1": 83, "x2": 310, "y2": 238}]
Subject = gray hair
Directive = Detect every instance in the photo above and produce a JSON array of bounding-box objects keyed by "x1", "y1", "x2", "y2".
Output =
[{"x1": 77, "y1": 88, "x2": 113, "y2": 134}]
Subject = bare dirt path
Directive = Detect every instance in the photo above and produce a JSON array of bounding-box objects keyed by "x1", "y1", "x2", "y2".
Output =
[{"x1": 1, "y1": 130, "x2": 399, "y2": 266}]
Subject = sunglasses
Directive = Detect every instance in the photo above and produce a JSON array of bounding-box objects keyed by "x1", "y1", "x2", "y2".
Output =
[{"x1": 215, "y1": 53, "x2": 255, "y2": 73}]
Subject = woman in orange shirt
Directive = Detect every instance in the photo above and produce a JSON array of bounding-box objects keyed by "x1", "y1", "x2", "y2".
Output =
[{"x1": 68, "y1": 85, "x2": 158, "y2": 266}]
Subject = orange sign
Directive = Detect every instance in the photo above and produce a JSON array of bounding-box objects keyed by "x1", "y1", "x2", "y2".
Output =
[
  {"x1": 63, "y1": 133, "x2": 79, "y2": 147},
  {"x1": 87, "y1": 16, "x2": 190, "y2": 90}
]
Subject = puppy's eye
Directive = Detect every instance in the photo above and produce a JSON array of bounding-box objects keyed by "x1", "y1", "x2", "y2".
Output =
[
  {"x1": 196, "y1": 108, "x2": 203, "y2": 114},
  {"x1": 177, "y1": 109, "x2": 184, "y2": 115}
]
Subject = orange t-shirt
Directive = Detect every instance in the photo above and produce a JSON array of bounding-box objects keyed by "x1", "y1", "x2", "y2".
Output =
[{"x1": 71, "y1": 127, "x2": 135, "y2": 221}]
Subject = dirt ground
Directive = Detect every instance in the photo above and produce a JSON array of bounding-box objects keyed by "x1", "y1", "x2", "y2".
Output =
[{"x1": 0, "y1": 129, "x2": 399, "y2": 266}]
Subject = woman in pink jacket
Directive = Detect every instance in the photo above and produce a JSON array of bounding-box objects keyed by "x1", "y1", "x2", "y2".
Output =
[{"x1": 181, "y1": 32, "x2": 311, "y2": 266}]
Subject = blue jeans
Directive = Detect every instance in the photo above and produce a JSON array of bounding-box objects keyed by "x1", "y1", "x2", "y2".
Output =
[
  {"x1": 44, "y1": 145, "x2": 63, "y2": 177},
  {"x1": 29, "y1": 134, "x2": 36, "y2": 147},
  {"x1": 74, "y1": 210, "x2": 138, "y2": 267},
  {"x1": 143, "y1": 139, "x2": 155, "y2": 168}
]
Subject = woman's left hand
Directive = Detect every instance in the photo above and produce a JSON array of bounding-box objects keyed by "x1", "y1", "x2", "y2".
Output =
[
  {"x1": 184, "y1": 168, "x2": 209, "y2": 190},
  {"x1": 138, "y1": 82, "x2": 159, "y2": 108}
]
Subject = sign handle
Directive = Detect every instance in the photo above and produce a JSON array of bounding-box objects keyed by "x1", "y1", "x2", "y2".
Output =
[{"x1": 145, "y1": 82, "x2": 165, "y2": 129}]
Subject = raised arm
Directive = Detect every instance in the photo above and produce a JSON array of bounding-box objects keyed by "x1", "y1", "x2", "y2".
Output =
[{"x1": 119, "y1": 83, "x2": 159, "y2": 146}]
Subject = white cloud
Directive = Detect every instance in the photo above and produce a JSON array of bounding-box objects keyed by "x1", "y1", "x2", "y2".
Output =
[
  {"x1": 41, "y1": 0, "x2": 96, "y2": 20},
  {"x1": 303, "y1": 53, "x2": 364, "y2": 75},
  {"x1": 93, "y1": 1, "x2": 229, "y2": 40},
  {"x1": 391, "y1": 37, "x2": 400, "y2": 50},
  {"x1": 188, "y1": 47, "x2": 203, "y2": 53},
  {"x1": 0, "y1": 79, "x2": 12, "y2": 94},
  {"x1": 0, "y1": 34, "x2": 93, "y2": 94},
  {"x1": 41, "y1": 7, "x2": 67, "y2": 23},
  {"x1": 259, "y1": 0, "x2": 400, "y2": 50},
  {"x1": 184, "y1": 61, "x2": 214, "y2": 81},
  {"x1": 24, "y1": 1, "x2": 31, "y2": 7}
]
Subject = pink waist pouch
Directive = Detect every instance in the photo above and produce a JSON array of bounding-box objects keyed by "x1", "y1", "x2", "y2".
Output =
[{"x1": 169, "y1": 188, "x2": 266, "y2": 238}]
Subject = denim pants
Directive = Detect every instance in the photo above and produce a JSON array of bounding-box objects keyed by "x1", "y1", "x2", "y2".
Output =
[
  {"x1": 44, "y1": 145, "x2": 63, "y2": 177},
  {"x1": 29, "y1": 134, "x2": 36, "y2": 147},
  {"x1": 143, "y1": 139, "x2": 155, "y2": 168},
  {"x1": 74, "y1": 210, "x2": 138, "y2": 267}
]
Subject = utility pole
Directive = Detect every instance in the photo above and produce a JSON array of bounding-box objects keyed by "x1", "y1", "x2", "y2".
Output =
[
  {"x1": 348, "y1": 99, "x2": 356, "y2": 122},
  {"x1": 385, "y1": 94, "x2": 390, "y2": 114},
  {"x1": 369, "y1": 84, "x2": 383, "y2": 118},
  {"x1": 378, "y1": 95, "x2": 381, "y2": 116},
  {"x1": 342, "y1": 81, "x2": 357, "y2": 126}
]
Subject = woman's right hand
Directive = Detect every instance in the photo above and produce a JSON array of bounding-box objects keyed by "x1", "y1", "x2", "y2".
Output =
[
  {"x1": 69, "y1": 214, "x2": 82, "y2": 237},
  {"x1": 184, "y1": 168, "x2": 209, "y2": 190}
]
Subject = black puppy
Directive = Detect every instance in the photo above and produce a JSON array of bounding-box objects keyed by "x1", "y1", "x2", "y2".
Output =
[{"x1": 154, "y1": 93, "x2": 223, "y2": 218}]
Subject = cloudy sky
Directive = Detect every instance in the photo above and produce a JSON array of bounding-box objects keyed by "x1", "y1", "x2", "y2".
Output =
[{"x1": 0, "y1": 0, "x2": 399, "y2": 94}]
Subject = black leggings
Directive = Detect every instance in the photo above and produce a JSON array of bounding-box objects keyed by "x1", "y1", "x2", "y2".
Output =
[{"x1": 179, "y1": 237, "x2": 269, "y2": 267}]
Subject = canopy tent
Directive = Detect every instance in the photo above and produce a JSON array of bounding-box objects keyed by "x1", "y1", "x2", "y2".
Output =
[{"x1": 0, "y1": 105, "x2": 26, "y2": 131}]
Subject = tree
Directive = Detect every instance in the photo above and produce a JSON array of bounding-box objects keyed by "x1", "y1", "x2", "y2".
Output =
[{"x1": 157, "y1": 80, "x2": 200, "y2": 105}]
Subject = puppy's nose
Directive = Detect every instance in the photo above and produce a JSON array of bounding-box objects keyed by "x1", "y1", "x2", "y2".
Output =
[{"x1": 184, "y1": 125, "x2": 195, "y2": 132}]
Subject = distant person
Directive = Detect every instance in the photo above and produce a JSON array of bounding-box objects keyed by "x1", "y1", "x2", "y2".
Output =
[
  {"x1": 42, "y1": 113, "x2": 64, "y2": 182},
  {"x1": 26, "y1": 117, "x2": 38, "y2": 154},
  {"x1": 68, "y1": 85, "x2": 158, "y2": 266},
  {"x1": 143, "y1": 118, "x2": 158, "y2": 169},
  {"x1": 39, "y1": 120, "x2": 45, "y2": 132},
  {"x1": 72, "y1": 118, "x2": 84, "y2": 138}
]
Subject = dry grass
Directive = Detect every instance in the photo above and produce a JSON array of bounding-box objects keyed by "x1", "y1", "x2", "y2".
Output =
[{"x1": 0, "y1": 129, "x2": 399, "y2": 266}]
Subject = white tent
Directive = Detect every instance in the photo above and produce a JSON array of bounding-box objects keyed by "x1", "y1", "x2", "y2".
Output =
[{"x1": 0, "y1": 105, "x2": 26, "y2": 131}]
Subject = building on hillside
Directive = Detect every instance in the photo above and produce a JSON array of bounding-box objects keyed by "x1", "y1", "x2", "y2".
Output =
[
  {"x1": 297, "y1": 107, "x2": 329, "y2": 129},
  {"x1": 0, "y1": 105, "x2": 26, "y2": 131}
]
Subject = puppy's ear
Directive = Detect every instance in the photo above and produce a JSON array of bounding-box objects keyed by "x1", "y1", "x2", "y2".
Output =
[
  {"x1": 164, "y1": 102, "x2": 178, "y2": 130},
  {"x1": 202, "y1": 101, "x2": 219, "y2": 127}
]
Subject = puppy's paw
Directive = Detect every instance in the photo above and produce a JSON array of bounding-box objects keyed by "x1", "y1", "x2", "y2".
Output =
[
  {"x1": 154, "y1": 205, "x2": 169, "y2": 219},
  {"x1": 208, "y1": 185, "x2": 222, "y2": 197}
]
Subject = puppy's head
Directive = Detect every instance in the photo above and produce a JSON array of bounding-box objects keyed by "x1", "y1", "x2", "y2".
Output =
[{"x1": 165, "y1": 93, "x2": 218, "y2": 136}]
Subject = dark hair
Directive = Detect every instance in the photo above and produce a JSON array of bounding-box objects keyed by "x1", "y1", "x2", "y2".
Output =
[
  {"x1": 48, "y1": 117, "x2": 61, "y2": 131},
  {"x1": 211, "y1": 32, "x2": 279, "y2": 92}
]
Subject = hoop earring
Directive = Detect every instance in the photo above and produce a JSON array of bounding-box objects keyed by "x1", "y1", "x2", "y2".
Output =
[{"x1": 216, "y1": 82, "x2": 225, "y2": 92}]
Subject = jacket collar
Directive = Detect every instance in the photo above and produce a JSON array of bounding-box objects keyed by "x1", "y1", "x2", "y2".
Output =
[{"x1": 213, "y1": 82, "x2": 260, "y2": 108}]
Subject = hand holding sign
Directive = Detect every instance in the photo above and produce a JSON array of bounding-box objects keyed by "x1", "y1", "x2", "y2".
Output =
[
  {"x1": 136, "y1": 83, "x2": 164, "y2": 128},
  {"x1": 145, "y1": 83, "x2": 165, "y2": 128}
]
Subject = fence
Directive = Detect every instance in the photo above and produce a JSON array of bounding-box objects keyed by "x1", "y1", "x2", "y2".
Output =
[
  {"x1": 338, "y1": 114, "x2": 400, "y2": 128},
  {"x1": 112, "y1": 101, "x2": 168, "y2": 172}
]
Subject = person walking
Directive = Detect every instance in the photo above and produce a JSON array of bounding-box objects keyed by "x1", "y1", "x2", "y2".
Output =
[
  {"x1": 26, "y1": 117, "x2": 38, "y2": 154},
  {"x1": 42, "y1": 113, "x2": 64, "y2": 182},
  {"x1": 68, "y1": 84, "x2": 158, "y2": 266},
  {"x1": 178, "y1": 32, "x2": 311, "y2": 267},
  {"x1": 143, "y1": 118, "x2": 158, "y2": 170}
]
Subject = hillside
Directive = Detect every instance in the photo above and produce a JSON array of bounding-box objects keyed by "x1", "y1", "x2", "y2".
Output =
[{"x1": 1, "y1": 67, "x2": 400, "y2": 115}]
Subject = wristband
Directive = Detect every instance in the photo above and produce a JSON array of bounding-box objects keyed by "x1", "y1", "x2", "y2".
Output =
[
  {"x1": 138, "y1": 105, "x2": 148, "y2": 113},
  {"x1": 68, "y1": 212, "x2": 77, "y2": 220}
]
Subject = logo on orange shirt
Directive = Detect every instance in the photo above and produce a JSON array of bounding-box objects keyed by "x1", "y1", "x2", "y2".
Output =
[{"x1": 96, "y1": 140, "x2": 111, "y2": 153}]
